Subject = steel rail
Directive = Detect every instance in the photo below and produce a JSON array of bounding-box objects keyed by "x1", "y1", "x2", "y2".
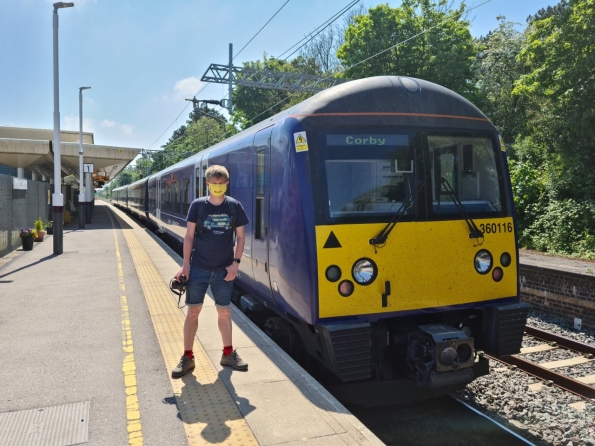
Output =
[
  {"x1": 524, "y1": 326, "x2": 595, "y2": 355},
  {"x1": 487, "y1": 327, "x2": 595, "y2": 400},
  {"x1": 493, "y1": 354, "x2": 595, "y2": 400}
]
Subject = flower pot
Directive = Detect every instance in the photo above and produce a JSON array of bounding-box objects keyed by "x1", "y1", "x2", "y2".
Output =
[
  {"x1": 21, "y1": 236, "x2": 34, "y2": 251},
  {"x1": 35, "y1": 230, "x2": 46, "y2": 242},
  {"x1": 47, "y1": 226, "x2": 53, "y2": 234}
]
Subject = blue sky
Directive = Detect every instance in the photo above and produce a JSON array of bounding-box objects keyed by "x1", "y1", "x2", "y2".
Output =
[{"x1": 1, "y1": 0, "x2": 558, "y2": 156}]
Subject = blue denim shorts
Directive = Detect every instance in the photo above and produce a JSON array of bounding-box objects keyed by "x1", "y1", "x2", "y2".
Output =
[{"x1": 186, "y1": 266, "x2": 233, "y2": 308}]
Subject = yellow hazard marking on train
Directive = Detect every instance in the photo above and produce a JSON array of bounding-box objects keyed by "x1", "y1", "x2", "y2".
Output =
[
  {"x1": 108, "y1": 211, "x2": 144, "y2": 446},
  {"x1": 294, "y1": 131, "x2": 309, "y2": 152},
  {"x1": 111, "y1": 208, "x2": 258, "y2": 445}
]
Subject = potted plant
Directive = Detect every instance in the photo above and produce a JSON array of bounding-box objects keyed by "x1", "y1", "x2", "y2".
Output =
[
  {"x1": 34, "y1": 218, "x2": 46, "y2": 242},
  {"x1": 46, "y1": 220, "x2": 53, "y2": 235},
  {"x1": 19, "y1": 227, "x2": 36, "y2": 251}
]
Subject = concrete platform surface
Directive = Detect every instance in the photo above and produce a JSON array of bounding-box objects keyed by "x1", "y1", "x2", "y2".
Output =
[{"x1": 0, "y1": 201, "x2": 383, "y2": 446}]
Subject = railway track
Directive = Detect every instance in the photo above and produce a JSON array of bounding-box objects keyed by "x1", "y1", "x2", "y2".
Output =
[{"x1": 488, "y1": 326, "x2": 595, "y2": 400}]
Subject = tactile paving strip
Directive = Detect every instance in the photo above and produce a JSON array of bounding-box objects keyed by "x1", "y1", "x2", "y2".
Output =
[
  {"x1": 120, "y1": 225, "x2": 257, "y2": 445},
  {"x1": 0, "y1": 401, "x2": 90, "y2": 446}
]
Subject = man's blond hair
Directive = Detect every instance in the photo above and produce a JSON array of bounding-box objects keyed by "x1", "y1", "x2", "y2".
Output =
[{"x1": 205, "y1": 165, "x2": 229, "y2": 182}]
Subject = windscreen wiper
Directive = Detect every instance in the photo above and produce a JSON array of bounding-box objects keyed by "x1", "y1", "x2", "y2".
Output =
[
  {"x1": 369, "y1": 180, "x2": 422, "y2": 248},
  {"x1": 439, "y1": 177, "x2": 484, "y2": 241}
]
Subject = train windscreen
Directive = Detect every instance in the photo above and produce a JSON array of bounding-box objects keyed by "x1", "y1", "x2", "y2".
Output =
[
  {"x1": 321, "y1": 131, "x2": 417, "y2": 220},
  {"x1": 428, "y1": 135, "x2": 502, "y2": 216},
  {"x1": 319, "y1": 130, "x2": 505, "y2": 222}
]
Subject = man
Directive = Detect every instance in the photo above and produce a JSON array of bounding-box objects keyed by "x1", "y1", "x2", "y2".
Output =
[{"x1": 172, "y1": 165, "x2": 249, "y2": 378}]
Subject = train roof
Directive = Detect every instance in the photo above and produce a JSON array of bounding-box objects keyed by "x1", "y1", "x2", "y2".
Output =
[
  {"x1": 195, "y1": 76, "x2": 493, "y2": 155},
  {"x1": 126, "y1": 76, "x2": 494, "y2": 186},
  {"x1": 274, "y1": 76, "x2": 489, "y2": 121}
]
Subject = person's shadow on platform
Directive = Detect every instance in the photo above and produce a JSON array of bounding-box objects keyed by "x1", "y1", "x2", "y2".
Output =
[{"x1": 167, "y1": 368, "x2": 255, "y2": 443}]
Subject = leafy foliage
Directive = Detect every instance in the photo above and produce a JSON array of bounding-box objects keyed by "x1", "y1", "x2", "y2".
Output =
[
  {"x1": 336, "y1": 0, "x2": 476, "y2": 96},
  {"x1": 231, "y1": 55, "x2": 317, "y2": 128},
  {"x1": 514, "y1": 0, "x2": 595, "y2": 199},
  {"x1": 471, "y1": 18, "x2": 528, "y2": 143}
]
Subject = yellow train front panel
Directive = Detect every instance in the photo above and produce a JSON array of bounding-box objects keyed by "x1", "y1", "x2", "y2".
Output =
[{"x1": 316, "y1": 217, "x2": 517, "y2": 318}]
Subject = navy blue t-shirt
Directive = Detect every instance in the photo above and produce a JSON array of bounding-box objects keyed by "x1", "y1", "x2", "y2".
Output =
[{"x1": 186, "y1": 196, "x2": 249, "y2": 271}]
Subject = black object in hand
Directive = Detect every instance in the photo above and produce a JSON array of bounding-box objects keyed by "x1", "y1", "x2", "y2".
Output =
[{"x1": 171, "y1": 275, "x2": 187, "y2": 291}]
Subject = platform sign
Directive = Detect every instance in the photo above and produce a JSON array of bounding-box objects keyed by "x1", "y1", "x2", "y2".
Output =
[
  {"x1": 84, "y1": 163, "x2": 94, "y2": 173},
  {"x1": 12, "y1": 177, "x2": 27, "y2": 190}
]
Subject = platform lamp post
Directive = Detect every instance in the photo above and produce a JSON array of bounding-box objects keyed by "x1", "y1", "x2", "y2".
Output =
[
  {"x1": 78, "y1": 86, "x2": 90, "y2": 229},
  {"x1": 52, "y1": 1, "x2": 74, "y2": 255}
]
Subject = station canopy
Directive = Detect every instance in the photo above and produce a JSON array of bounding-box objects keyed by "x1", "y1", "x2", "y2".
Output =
[{"x1": 0, "y1": 126, "x2": 141, "y2": 187}]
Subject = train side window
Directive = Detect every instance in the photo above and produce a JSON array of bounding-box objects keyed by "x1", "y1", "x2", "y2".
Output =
[
  {"x1": 183, "y1": 178, "x2": 190, "y2": 215},
  {"x1": 202, "y1": 164, "x2": 208, "y2": 197},
  {"x1": 255, "y1": 149, "x2": 265, "y2": 239},
  {"x1": 199, "y1": 167, "x2": 200, "y2": 198},
  {"x1": 173, "y1": 180, "x2": 179, "y2": 214},
  {"x1": 161, "y1": 180, "x2": 168, "y2": 212}
]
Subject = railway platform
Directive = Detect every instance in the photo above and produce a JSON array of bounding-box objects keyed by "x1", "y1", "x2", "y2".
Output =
[{"x1": 0, "y1": 201, "x2": 382, "y2": 446}]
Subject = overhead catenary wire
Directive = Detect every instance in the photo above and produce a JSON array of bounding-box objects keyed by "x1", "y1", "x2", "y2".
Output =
[
  {"x1": 234, "y1": 0, "x2": 291, "y2": 61},
  {"x1": 123, "y1": 1, "x2": 360, "y2": 180},
  {"x1": 145, "y1": 83, "x2": 209, "y2": 150},
  {"x1": 277, "y1": 0, "x2": 360, "y2": 61},
  {"x1": 142, "y1": 0, "x2": 490, "y2": 177},
  {"x1": 146, "y1": 1, "x2": 292, "y2": 152},
  {"x1": 205, "y1": 0, "x2": 362, "y2": 120},
  {"x1": 245, "y1": 0, "x2": 493, "y2": 124}
]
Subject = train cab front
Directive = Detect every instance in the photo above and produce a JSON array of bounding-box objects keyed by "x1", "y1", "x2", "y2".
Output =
[{"x1": 307, "y1": 127, "x2": 529, "y2": 405}]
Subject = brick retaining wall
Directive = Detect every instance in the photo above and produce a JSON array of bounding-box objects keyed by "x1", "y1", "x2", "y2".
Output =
[{"x1": 519, "y1": 264, "x2": 595, "y2": 331}]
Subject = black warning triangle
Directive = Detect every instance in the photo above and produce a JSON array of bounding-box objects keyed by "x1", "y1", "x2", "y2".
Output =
[
  {"x1": 296, "y1": 134, "x2": 306, "y2": 143},
  {"x1": 323, "y1": 231, "x2": 342, "y2": 249}
]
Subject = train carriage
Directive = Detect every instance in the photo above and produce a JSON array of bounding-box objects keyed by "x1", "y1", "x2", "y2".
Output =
[{"x1": 114, "y1": 76, "x2": 529, "y2": 405}]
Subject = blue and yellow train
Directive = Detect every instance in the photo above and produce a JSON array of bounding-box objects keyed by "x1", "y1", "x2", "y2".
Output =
[{"x1": 113, "y1": 76, "x2": 529, "y2": 405}]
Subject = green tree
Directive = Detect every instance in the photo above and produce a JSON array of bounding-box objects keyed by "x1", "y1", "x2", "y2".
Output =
[
  {"x1": 336, "y1": 1, "x2": 476, "y2": 96},
  {"x1": 231, "y1": 55, "x2": 318, "y2": 128},
  {"x1": 514, "y1": 0, "x2": 595, "y2": 199},
  {"x1": 471, "y1": 18, "x2": 528, "y2": 144},
  {"x1": 150, "y1": 103, "x2": 232, "y2": 172}
]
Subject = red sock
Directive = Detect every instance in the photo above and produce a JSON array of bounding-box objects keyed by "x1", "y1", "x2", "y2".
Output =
[
  {"x1": 223, "y1": 345, "x2": 233, "y2": 356},
  {"x1": 184, "y1": 350, "x2": 193, "y2": 359}
]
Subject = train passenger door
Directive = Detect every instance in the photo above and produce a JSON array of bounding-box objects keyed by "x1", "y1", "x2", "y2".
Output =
[
  {"x1": 251, "y1": 127, "x2": 275, "y2": 303},
  {"x1": 195, "y1": 157, "x2": 208, "y2": 198},
  {"x1": 156, "y1": 174, "x2": 162, "y2": 229}
]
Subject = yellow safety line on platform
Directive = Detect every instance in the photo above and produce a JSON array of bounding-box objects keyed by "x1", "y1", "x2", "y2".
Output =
[
  {"x1": 115, "y1": 215, "x2": 257, "y2": 445},
  {"x1": 108, "y1": 213, "x2": 144, "y2": 446}
]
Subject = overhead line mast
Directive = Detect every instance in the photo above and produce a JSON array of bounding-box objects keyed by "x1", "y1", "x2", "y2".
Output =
[
  {"x1": 201, "y1": 59, "x2": 349, "y2": 94},
  {"x1": 201, "y1": 42, "x2": 350, "y2": 104}
]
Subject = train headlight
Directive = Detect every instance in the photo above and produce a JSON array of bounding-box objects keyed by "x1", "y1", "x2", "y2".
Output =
[
  {"x1": 325, "y1": 265, "x2": 342, "y2": 282},
  {"x1": 352, "y1": 258, "x2": 377, "y2": 285},
  {"x1": 474, "y1": 250, "x2": 492, "y2": 274},
  {"x1": 500, "y1": 252, "x2": 511, "y2": 267}
]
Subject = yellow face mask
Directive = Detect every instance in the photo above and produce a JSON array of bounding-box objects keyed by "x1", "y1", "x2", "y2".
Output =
[{"x1": 208, "y1": 183, "x2": 227, "y2": 197}]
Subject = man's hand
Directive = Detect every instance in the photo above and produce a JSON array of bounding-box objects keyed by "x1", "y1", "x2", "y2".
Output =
[
  {"x1": 176, "y1": 266, "x2": 190, "y2": 281},
  {"x1": 224, "y1": 262, "x2": 239, "y2": 281}
]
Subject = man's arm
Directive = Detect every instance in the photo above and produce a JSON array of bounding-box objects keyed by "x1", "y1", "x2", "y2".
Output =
[
  {"x1": 234, "y1": 225, "x2": 245, "y2": 261},
  {"x1": 225, "y1": 225, "x2": 245, "y2": 281},
  {"x1": 176, "y1": 221, "x2": 196, "y2": 280}
]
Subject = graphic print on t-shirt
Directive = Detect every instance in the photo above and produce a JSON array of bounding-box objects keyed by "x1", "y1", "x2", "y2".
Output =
[{"x1": 203, "y1": 213, "x2": 231, "y2": 234}]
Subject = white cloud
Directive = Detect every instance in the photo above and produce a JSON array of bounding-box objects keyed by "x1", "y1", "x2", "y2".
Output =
[
  {"x1": 62, "y1": 115, "x2": 136, "y2": 146},
  {"x1": 173, "y1": 76, "x2": 204, "y2": 99},
  {"x1": 63, "y1": 115, "x2": 96, "y2": 133},
  {"x1": 121, "y1": 124, "x2": 134, "y2": 135}
]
